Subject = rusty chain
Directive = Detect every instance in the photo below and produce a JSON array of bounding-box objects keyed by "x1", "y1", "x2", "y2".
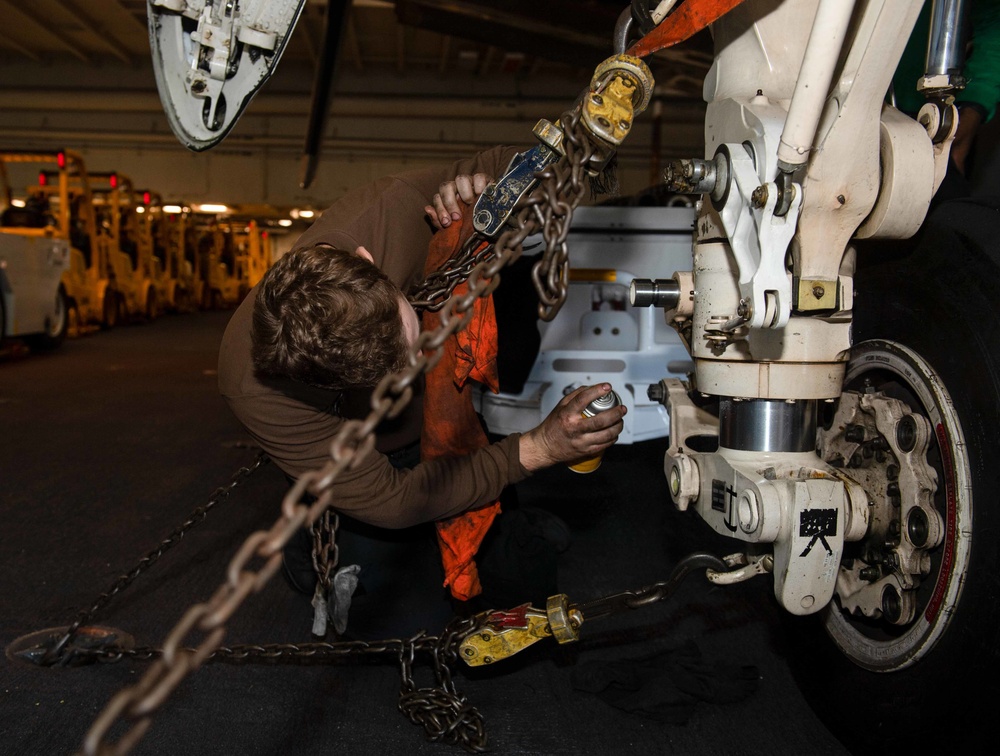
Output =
[
  {"x1": 39, "y1": 452, "x2": 270, "y2": 667},
  {"x1": 407, "y1": 110, "x2": 593, "y2": 321},
  {"x1": 570, "y1": 552, "x2": 728, "y2": 620},
  {"x1": 81, "y1": 108, "x2": 599, "y2": 756},
  {"x1": 78, "y1": 616, "x2": 490, "y2": 753},
  {"x1": 310, "y1": 508, "x2": 340, "y2": 596},
  {"x1": 407, "y1": 234, "x2": 495, "y2": 313}
]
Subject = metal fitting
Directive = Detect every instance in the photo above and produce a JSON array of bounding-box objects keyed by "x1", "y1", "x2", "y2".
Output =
[
  {"x1": 629, "y1": 278, "x2": 680, "y2": 308},
  {"x1": 736, "y1": 489, "x2": 760, "y2": 534},
  {"x1": 667, "y1": 453, "x2": 700, "y2": 510}
]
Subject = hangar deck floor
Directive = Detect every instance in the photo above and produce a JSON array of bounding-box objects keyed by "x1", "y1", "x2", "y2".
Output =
[{"x1": 0, "y1": 311, "x2": 851, "y2": 756}]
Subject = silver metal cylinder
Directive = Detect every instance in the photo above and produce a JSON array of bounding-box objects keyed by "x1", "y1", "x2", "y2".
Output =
[
  {"x1": 925, "y1": 0, "x2": 970, "y2": 76},
  {"x1": 719, "y1": 398, "x2": 817, "y2": 452},
  {"x1": 629, "y1": 278, "x2": 680, "y2": 308}
]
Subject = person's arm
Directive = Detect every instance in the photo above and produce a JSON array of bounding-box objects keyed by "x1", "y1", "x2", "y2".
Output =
[
  {"x1": 951, "y1": 4, "x2": 1000, "y2": 173},
  {"x1": 951, "y1": 105, "x2": 984, "y2": 175},
  {"x1": 224, "y1": 381, "x2": 624, "y2": 530},
  {"x1": 332, "y1": 382, "x2": 625, "y2": 527},
  {"x1": 958, "y1": 3, "x2": 1000, "y2": 124}
]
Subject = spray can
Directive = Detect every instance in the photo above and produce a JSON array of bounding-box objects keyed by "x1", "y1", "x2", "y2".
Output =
[{"x1": 568, "y1": 388, "x2": 622, "y2": 473}]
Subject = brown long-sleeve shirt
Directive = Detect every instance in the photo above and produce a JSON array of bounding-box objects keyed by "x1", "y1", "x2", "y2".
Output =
[{"x1": 218, "y1": 146, "x2": 526, "y2": 528}]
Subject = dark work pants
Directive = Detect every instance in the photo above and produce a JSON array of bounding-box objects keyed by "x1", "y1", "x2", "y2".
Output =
[
  {"x1": 283, "y1": 443, "x2": 455, "y2": 640},
  {"x1": 333, "y1": 443, "x2": 456, "y2": 640}
]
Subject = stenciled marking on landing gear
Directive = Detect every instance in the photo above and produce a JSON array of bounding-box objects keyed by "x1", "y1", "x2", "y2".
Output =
[
  {"x1": 799, "y1": 509, "x2": 838, "y2": 556},
  {"x1": 713, "y1": 479, "x2": 738, "y2": 532},
  {"x1": 711, "y1": 479, "x2": 726, "y2": 512},
  {"x1": 821, "y1": 548, "x2": 840, "y2": 583}
]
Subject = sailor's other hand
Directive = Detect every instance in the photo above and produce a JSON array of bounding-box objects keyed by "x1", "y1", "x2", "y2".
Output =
[
  {"x1": 425, "y1": 173, "x2": 492, "y2": 229},
  {"x1": 951, "y1": 105, "x2": 983, "y2": 176},
  {"x1": 519, "y1": 384, "x2": 626, "y2": 472}
]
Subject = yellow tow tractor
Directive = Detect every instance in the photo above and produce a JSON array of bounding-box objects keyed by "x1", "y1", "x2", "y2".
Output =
[
  {"x1": 193, "y1": 215, "x2": 242, "y2": 309},
  {"x1": 157, "y1": 199, "x2": 199, "y2": 313},
  {"x1": 138, "y1": 189, "x2": 187, "y2": 314},
  {"x1": 176, "y1": 205, "x2": 206, "y2": 310},
  {"x1": 11, "y1": 150, "x2": 119, "y2": 336},
  {"x1": 230, "y1": 218, "x2": 273, "y2": 297},
  {"x1": 89, "y1": 171, "x2": 159, "y2": 322}
]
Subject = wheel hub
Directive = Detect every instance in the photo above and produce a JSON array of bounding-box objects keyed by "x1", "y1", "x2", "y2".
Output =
[
  {"x1": 819, "y1": 388, "x2": 942, "y2": 625},
  {"x1": 815, "y1": 340, "x2": 971, "y2": 671}
]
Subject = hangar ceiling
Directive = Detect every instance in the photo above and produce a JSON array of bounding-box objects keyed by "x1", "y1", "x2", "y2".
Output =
[
  {"x1": 0, "y1": 1, "x2": 712, "y2": 88},
  {"x1": 0, "y1": 0, "x2": 713, "y2": 204}
]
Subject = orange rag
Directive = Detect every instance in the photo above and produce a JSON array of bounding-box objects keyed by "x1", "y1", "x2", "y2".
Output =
[{"x1": 421, "y1": 208, "x2": 501, "y2": 601}]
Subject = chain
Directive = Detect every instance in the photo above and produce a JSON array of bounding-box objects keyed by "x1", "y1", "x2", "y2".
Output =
[
  {"x1": 40, "y1": 452, "x2": 269, "y2": 666},
  {"x1": 408, "y1": 109, "x2": 594, "y2": 321},
  {"x1": 310, "y1": 508, "x2": 339, "y2": 594},
  {"x1": 81, "y1": 110, "x2": 598, "y2": 756},
  {"x1": 80, "y1": 617, "x2": 490, "y2": 754},
  {"x1": 407, "y1": 234, "x2": 495, "y2": 312},
  {"x1": 571, "y1": 552, "x2": 728, "y2": 621}
]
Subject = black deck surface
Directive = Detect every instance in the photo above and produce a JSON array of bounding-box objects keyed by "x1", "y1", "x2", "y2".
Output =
[{"x1": 1, "y1": 311, "x2": 851, "y2": 755}]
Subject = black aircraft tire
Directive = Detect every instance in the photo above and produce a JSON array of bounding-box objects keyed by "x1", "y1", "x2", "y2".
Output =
[{"x1": 786, "y1": 198, "x2": 1000, "y2": 754}]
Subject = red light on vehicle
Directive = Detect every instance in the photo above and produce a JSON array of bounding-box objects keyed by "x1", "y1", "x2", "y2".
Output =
[
  {"x1": 143, "y1": 191, "x2": 151, "y2": 205},
  {"x1": 110, "y1": 173, "x2": 118, "y2": 189},
  {"x1": 57, "y1": 152, "x2": 66, "y2": 169},
  {"x1": 38, "y1": 172, "x2": 47, "y2": 186}
]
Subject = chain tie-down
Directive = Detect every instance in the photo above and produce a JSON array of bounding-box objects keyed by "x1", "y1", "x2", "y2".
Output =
[
  {"x1": 18, "y1": 51, "x2": 666, "y2": 755},
  {"x1": 6, "y1": 452, "x2": 271, "y2": 669},
  {"x1": 459, "y1": 552, "x2": 748, "y2": 666}
]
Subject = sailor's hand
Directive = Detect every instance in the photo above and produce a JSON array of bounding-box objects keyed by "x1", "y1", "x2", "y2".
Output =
[
  {"x1": 951, "y1": 106, "x2": 983, "y2": 176},
  {"x1": 425, "y1": 173, "x2": 492, "y2": 229},
  {"x1": 518, "y1": 384, "x2": 626, "y2": 472}
]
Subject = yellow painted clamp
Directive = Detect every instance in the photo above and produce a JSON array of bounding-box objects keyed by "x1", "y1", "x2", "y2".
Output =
[{"x1": 458, "y1": 595, "x2": 585, "y2": 667}]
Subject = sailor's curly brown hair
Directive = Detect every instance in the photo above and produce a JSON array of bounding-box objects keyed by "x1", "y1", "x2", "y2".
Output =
[{"x1": 251, "y1": 244, "x2": 410, "y2": 390}]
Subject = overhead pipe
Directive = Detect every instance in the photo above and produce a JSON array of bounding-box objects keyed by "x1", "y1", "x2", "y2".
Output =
[
  {"x1": 0, "y1": 128, "x2": 701, "y2": 162},
  {"x1": 0, "y1": 90, "x2": 708, "y2": 121},
  {"x1": 300, "y1": 0, "x2": 351, "y2": 189}
]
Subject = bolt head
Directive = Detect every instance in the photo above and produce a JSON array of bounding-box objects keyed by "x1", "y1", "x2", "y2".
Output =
[
  {"x1": 896, "y1": 415, "x2": 918, "y2": 452},
  {"x1": 881, "y1": 585, "x2": 902, "y2": 623}
]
